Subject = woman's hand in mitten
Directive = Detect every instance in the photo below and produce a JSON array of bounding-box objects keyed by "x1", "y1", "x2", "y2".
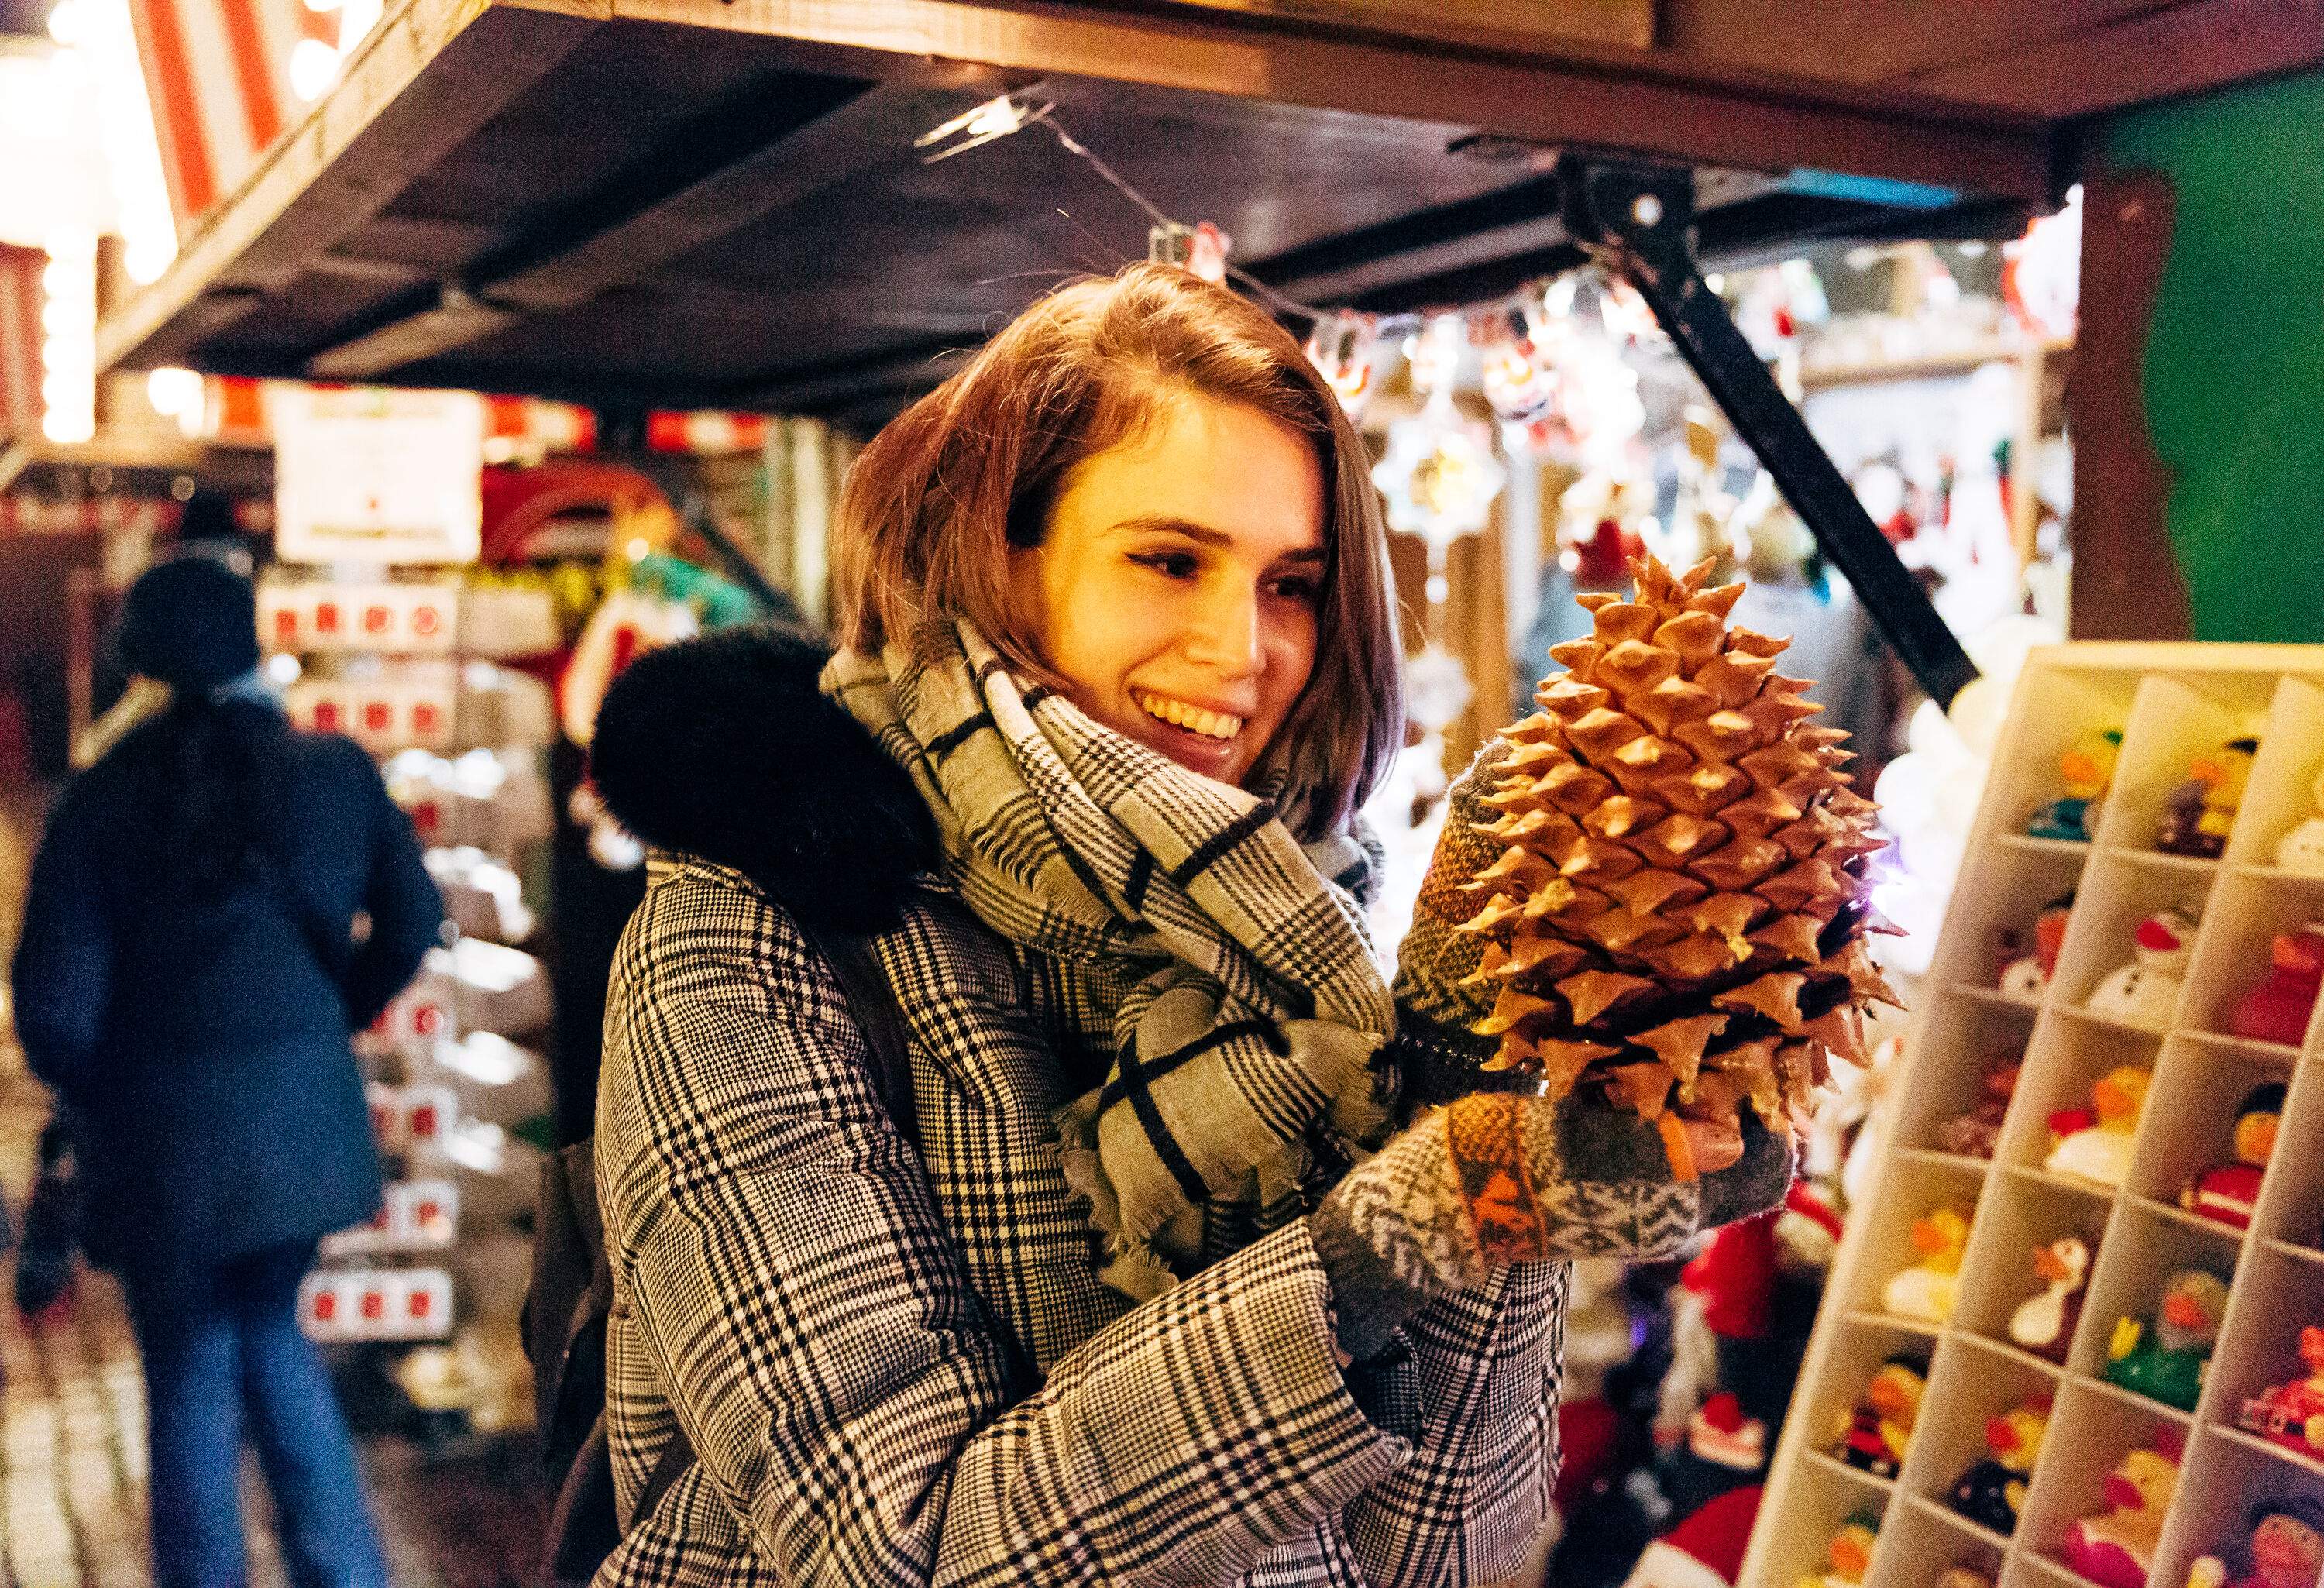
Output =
[{"x1": 1309, "y1": 1087, "x2": 1793, "y2": 1360}]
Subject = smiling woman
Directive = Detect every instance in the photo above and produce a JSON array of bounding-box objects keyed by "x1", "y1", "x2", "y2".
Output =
[{"x1": 585, "y1": 262, "x2": 1793, "y2": 1587}]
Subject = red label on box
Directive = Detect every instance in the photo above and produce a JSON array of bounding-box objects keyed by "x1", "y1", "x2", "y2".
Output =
[
  {"x1": 412, "y1": 607, "x2": 441, "y2": 636},
  {"x1": 312, "y1": 1292, "x2": 337, "y2": 1322},
  {"x1": 361, "y1": 1289, "x2": 387, "y2": 1321},
  {"x1": 363, "y1": 605, "x2": 391, "y2": 634},
  {"x1": 408, "y1": 1291, "x2": 433, "y2": 1318},
  {"x1": 408, "y1": 1103, "x2": 439, "y2": 1137},
  {"x1": 412, "y1": 702, "x2": 441, "y2": 735},
  {"x1": 314, "y1": 703, "x2": 342, "y2": 730},
  {"x1": 274, "y1": 610, "x2": 298, "y2": 641},
  {"x1": 315, "y1": 603, "x2": 339, "y2": 634},
  {"x1": 363, "y1": 701, "x2": 391, "y2": 733}
]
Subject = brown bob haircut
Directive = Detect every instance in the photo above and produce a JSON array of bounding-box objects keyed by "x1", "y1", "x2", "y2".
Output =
[{"x1": 832, "y1": 262, "x2": 1404, "y2": 842}]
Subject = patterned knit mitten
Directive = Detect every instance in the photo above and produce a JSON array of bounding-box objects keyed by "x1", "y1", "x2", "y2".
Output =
[{"x1": 1311, "y1": 1091, "x2": 1792, "y2": 1359}]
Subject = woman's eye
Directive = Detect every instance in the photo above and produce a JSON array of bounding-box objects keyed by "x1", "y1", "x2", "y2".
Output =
[
  {"x1": 1270, "y1": 576, "x2": 1322, "y2": 604},
  {"x1": 1133, "y1": 552, "x2": 1199, "y2": 579}
]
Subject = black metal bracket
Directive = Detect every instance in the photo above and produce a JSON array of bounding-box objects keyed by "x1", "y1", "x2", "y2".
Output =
[{"x1": 1557, "y1": 156, "x2": 1980, "y2": 710}]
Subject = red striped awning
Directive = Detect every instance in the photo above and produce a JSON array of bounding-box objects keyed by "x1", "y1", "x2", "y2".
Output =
[{"x1": 126, "y1": 0, "x2": 332, "y2": 229}]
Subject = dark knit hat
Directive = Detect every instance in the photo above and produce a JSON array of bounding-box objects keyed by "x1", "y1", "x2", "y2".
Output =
[{"x1": 120, "y1": 555, "x2": 260, "y2": 693}]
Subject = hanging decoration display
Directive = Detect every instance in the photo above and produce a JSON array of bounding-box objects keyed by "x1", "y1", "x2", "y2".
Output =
[
  {"x1": 1370, "y1": 315, "x2": 1504, "y2": 544},
  {"x1": 1304, "y1": 311, "x2": 1377, "y2": 421},
  {"x1": 1367, "y1": 314, "x2": 1506, "y2": 803}
]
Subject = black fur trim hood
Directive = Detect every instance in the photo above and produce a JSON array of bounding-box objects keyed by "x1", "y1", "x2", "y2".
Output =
[{"x1": 590, "y1": 625, "x2": 939, "y2": 932}]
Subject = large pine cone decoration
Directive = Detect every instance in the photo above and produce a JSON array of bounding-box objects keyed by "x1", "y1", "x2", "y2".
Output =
[{"x1": 1397, "y1": 555, "x2": 1899, "y2": 1170}]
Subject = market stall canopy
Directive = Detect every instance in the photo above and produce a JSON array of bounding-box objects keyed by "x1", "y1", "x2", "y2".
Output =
[{"x1": 95, "y1": 0, "x2": 2322, "y2": 428}]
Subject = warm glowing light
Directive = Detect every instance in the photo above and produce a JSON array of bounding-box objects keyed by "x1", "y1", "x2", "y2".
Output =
[
  {"x1": 76, "y1": 0, "x2": 177, "y2": 281},
  {"x1": 288, "y1": 37, "x2": 340, "y2": 101},
  {"x1": 40, "y1": 229, "x2": 97, "y2": 445}
]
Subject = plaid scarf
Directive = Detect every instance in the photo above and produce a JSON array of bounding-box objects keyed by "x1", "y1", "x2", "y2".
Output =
[{"x1": 823, "y1": 620, "x2": 1397, "y2": 1299}]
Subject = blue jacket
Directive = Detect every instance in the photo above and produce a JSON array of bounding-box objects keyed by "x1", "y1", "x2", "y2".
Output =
[{"x1": 12, "y1": 700, "x2": 443, "y2": 1293}]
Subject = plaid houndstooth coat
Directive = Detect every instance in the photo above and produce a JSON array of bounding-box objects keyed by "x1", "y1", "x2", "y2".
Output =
[{"x1": 588, "y1": 631, "x2": 1571, "y2": 1586}]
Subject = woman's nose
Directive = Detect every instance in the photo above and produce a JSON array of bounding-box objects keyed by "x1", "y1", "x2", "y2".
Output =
[{"x1": 1182, "y1": 585, "x2": 1263, "y2": 677}]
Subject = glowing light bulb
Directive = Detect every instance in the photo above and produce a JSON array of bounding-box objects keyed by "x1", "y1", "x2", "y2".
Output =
[{"x1": 288, "y1": 37, "x2": 340, "y2": 101}]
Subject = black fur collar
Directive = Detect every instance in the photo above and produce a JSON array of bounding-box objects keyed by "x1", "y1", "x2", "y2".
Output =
[{"x1": 590, "y1": 625, "x2": 938, "y2": 932}]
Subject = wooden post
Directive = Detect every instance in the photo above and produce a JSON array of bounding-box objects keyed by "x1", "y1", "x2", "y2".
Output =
[{"x1": 2066, "y1": 167, "x2": 2191, "y2": 640}]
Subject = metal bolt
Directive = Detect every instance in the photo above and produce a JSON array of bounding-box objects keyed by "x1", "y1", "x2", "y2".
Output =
[{"x1": 1631, "y1": 194, "x2": 1664, "y2": 228}]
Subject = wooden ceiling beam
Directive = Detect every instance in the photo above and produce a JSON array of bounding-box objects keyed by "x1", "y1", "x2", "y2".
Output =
[
  {"x1": 1655, "y1": 0, "x2": 2186, "y2": 90},
  {"x1": 307, "y1": 81, "x2": 992, "y2": 380},
  {"x1": 1903, "y1": 0, "x2": 2324, "y2": 118},
  {"x1": 584, "y1": 0, "x2": 2057, "y2": 201}
]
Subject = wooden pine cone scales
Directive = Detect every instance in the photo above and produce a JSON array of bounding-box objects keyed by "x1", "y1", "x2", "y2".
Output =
[{"x1": 1452, "y1": 553, "x2": 1900, "y2": 1168}]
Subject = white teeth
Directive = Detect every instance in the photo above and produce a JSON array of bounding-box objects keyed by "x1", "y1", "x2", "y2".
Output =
[{"x1": 1136, "y1": 692, "x2": 1243, "y2": 741}]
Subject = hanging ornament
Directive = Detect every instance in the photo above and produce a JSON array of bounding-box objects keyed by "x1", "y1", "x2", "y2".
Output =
[
  {"x1": 1304, "y1": 311, "x2": 1377, "y2": 421},
  {"x1": 1479, "y1": 301, "x2": 1558, "y2": 425},
  {"x1": 1373, "y1": 314, "x2": 1505, "y2": 820},
  {"x1": 1149, "y1": 219, "x2": 1234, "y2": 284},
  {"x1": 1371, "y1": 315, "x2": 1505, "y2": 549}
]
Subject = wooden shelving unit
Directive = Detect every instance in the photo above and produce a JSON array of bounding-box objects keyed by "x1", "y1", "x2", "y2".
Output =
[{"x1": 1741, "y1": 642, "x2": 2324, "y2": 1588}]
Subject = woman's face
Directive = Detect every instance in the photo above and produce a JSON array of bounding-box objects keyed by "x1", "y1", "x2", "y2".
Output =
[{"x1": 1014, "y1": 394, "x2": 1326, "y2": 789}]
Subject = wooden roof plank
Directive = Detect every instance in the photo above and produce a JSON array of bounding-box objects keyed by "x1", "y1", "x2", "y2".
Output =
[
  {"x1": 1906, "y1": 0, "x2": 2324, "y2": 118},
  {"x1": 306, "y1": 83, "x2": 991, "y2": 378},
  {"x1": 1657, "y1": 0, "x2": 2188, "y2": 88},
  {"x1": 588, "y1": 0, "x2": 2056, "y2": 201}
]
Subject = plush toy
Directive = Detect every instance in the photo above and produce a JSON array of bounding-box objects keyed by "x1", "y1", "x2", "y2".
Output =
[
  {"x1": 2044, "y1": 1066, "x2": 2152, "y2": 1188},
  {"x1": 1833, "y1": 1355, "x2": 1927, "y2": 1479},
  {"x1": 2027, "y1": 730, "x2": 2123, "y2": 841},
  {"x1": 2236, "y1": 1325, "x2": 2324, "y2": 1457},
  {"x1": 1938, "y1": 1054, "x2": 2020, "y2": 1160},
  {"x1": 1796, "y1": 1517, "x2": 1879, "y2": 1588},
  {"x1": 1998, "y1": 894, "x2": 2074, "y2": 1000},
  {"x1": 2008, "y1": 1236, "x2": 2091, "y2": 1362},
  {"x1": 1621, "y1": 1484, "x2": 1764, "y2": 1588},
  {"x1": 1882, "y1": 1205, "x2": 1972, "y2": 1323},
  {"x1": 2064, "y1": 1434, "x2": 2184, "y2": 1588},
  {"x1": 2106, "y1": 1269, "x2": 2229, "y2": 1411},
  {"x1": 2157, "y1": 737, "x2": 2258, "y2": 857},
  {"x1": 2228, "y1": 925, "x2": 2324, "y2": 1048},
  {"x1": 2276, "y1": 768, "x2": 2324, "y2": 877},
  {"x1": 1948, "y1": 1396, "x2": 2052, "y2": 1535},
  {"x1": 2085, "y1": 909, "x2": 2198, "y2": 1027},
  {"x1": 2181, "y1": 1084, "x2": 2285, "y2": 1231},
  {"x1": 2186, "y1": 1499, "x2": 2324, "y2": 1588}
]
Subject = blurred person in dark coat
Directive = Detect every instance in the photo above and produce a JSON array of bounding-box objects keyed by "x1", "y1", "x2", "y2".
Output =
[{"x1": 13, "y1": 554, "x2": 442, "y2": 1588}]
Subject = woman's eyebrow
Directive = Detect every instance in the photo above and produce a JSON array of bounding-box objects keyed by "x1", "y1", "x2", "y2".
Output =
[{"x1": 1107, "y1": 514, "x2": 1325, "y2": 562}]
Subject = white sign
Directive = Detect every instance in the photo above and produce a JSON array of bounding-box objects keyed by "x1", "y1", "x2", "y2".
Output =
[{"x1": 273, "y1": 387, "x2": 484, "y2": 565}]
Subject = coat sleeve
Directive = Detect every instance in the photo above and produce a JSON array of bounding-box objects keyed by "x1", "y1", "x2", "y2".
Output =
[
  {"x1": 11, "y1": 781, "x2": 113, "y2": 1096},
  {"x1": 339, "y1": 751, "x2": 442, "y2": 1030},
  {"x1": 1338, "y1": 1266, "x2": 1564, "y2": 1588},
  {"x1": 596, "y1": 867, "x2": 1411, "y2": 1587}
]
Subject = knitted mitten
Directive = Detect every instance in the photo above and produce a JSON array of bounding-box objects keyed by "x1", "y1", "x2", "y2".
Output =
[{"x1": 1311, "y1": 1090, "x2": 1793, "y2": 1359}]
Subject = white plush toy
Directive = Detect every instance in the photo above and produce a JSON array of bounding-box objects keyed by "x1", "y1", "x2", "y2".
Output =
[
  {"x1": 2277, "y1": 767, "x2": 2324, "y2": 877},
  {"x1": 2085, "y1": 908, "x2": 2197, "y2": 1027}
]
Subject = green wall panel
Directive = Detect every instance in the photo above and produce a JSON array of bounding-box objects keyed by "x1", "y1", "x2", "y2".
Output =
[{"x1": 2104, "y1": 71, "x2": 2324, "y2": 643}]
